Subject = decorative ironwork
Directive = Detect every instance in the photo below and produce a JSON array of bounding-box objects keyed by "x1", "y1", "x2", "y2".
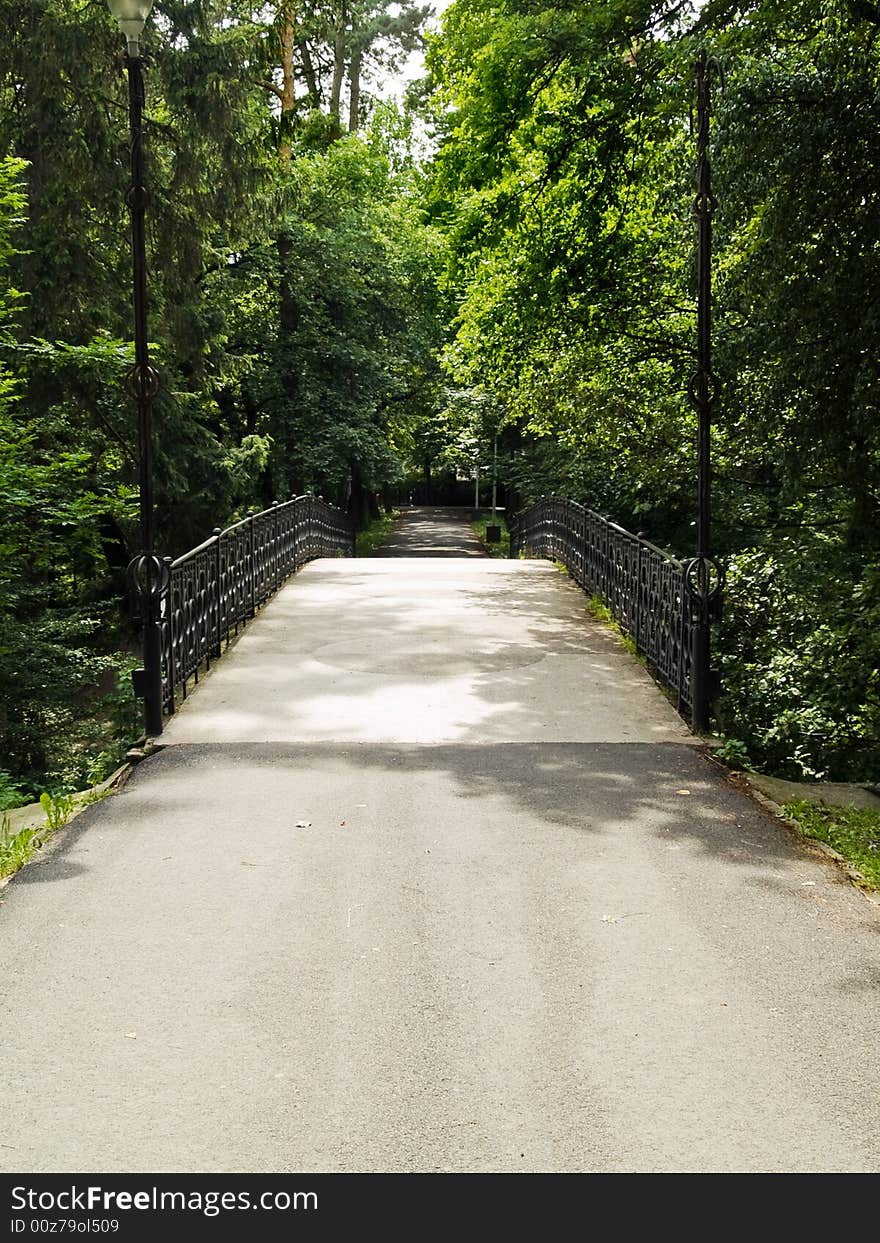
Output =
[
  {"x1": 508, "y1": 497, "x2": 725, "y2": 718},
  {"x1": 158, "y1": 494, "x2": 355, "y2": 714},
  {"x1": 126, "y1": 552, "x2": 170, "y2": 601}
]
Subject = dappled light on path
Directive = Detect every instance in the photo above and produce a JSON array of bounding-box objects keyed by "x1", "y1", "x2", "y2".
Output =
[{"x1": 162, "y1": 558, "x2": 690, "y2": 747}]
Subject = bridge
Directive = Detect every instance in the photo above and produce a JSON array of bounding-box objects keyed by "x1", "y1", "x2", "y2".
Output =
[{"x1": 0, "y1": 507, "x2": 877, "y2": 1172}]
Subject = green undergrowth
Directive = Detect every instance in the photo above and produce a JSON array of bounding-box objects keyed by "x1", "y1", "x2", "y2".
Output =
[
  {"x1": 356, "y1": 510, "x2": 400, "y2": 556},
  {"x1": 0, "y1": 787, "x2": 105, "y2": 880},
  {"x1": 470, "y1": 511, "x2": 510, "y2": 557},
  {"x1": 0, "y1": 817, "x2": 40, "y2": 878},
  {"x1": 781, "y1": 801, "x2": 880, "y2": 890},
  {"x1": 1, "y1": 662, "x2": 141, "y2": 811}
]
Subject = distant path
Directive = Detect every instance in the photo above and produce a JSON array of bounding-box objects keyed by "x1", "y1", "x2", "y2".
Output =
[
  {"x1": 373, "y1": 506, "x2": 487, "y2": 557},
  {"x1": 1, "y1": 514, "x2": 878, "y2": 1173}
]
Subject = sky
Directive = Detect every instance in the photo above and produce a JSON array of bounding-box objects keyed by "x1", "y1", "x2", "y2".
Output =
[{"x1": 373, "y1": 0, "x2": 454, "y2": 105}]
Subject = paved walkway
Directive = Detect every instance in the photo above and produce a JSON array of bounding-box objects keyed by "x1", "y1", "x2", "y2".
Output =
[
  {"x1": 371, "y1": 506, "x2": 487, "y2": 557},
  {"x1": 1, "y1": 511, "x2": 878, "y2": 1172}
]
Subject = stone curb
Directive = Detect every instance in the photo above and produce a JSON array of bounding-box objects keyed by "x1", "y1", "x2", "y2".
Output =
[{"x1": 708, "y1": 757, "x2": 879, "y2": 905}]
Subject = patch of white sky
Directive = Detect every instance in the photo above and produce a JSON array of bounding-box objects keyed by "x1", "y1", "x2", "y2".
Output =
[{"x1": 372, "y1": 0, "x2": 454, "y2": 105}]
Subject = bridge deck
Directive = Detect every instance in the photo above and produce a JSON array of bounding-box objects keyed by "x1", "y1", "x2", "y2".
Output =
[{"x1": 1, "y1": 509, "x2": 877, "y2": 1172}]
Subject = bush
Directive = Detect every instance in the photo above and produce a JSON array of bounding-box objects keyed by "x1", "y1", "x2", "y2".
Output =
[{"x1": 716, "y1": 543, "x2": 880, "y2": 782}]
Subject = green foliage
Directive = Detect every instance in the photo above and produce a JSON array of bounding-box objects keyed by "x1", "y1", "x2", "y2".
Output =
[
  {"x1": 0, "y1": 149, "x2": 143, "y2": 793},
  {"x1": 470, "y1": 511, "x2": 509, "y2": 558},
  {"x1": 427, "y1": 0, "x2": 697, "y2": 533},
  {"x1": 782, "y1": 800, "x2": 880, "y2": 891},
  {"x1": 237, "y1": 136, "x2": 448, "y2": 505},
  {"x1": 0, "y1": 770, "x2": 26, "y2": 811},
  {"x1": 0, "y1": 814, "x2": 38, "y2": 879},
  {"x1": 718, "y1": 547, "x2": 880, "y2": 781},
  {"x1": 39, "y1": 790, "x2": 74, "y2": 831},
  {"x1": 356, "y1": 509, "x2": 401, "y2": 556},
  {"x1": 586, "y1": 595, "x2": 614, "y2": 626},
  {"x1": 0, "y1": 788, "x2": 80, "y2": 880},
  {"x1": 713, "y1": 736, "x2": 754, "y2": 772}
]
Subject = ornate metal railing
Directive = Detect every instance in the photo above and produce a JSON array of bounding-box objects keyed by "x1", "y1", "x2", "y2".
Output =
[
  {"x1": 155, "y1": 494, "x2": 355, "y2": 714},
  {"x1": 509, "y1": 497, "x2": 717, "y2": 716}
]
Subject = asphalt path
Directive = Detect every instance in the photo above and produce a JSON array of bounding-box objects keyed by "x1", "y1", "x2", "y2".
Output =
[
  {"x1": 371, "y1": 506, "x2": 488, "y2": 557},
  {"x1": 1, "y1": 510, "x2": 878, "y2": 1172}
]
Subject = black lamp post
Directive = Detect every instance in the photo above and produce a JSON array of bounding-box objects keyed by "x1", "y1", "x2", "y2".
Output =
[
  {"x1": 688, "y1": 51, "x2": 725, "y2": 733},
  {"x1": 108, "y1": 0, "x2": 164, "y2": 736}
]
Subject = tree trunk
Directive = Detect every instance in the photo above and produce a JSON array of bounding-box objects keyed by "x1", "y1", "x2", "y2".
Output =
[
  {"x1": 299, "y1": 39, "x2": 319, "y2": 105},
  {"x1": 278, "y1": 4, "x2": 296, "y2": 162},
  {"x1": 349, "y1": 462, "x2": 370, "y2": 530},
  {"x1": 330, "y1": 4, "x2": 346, "y2": 120},
  {"x1": 348, "y1": 45, "x2": 361, "y2": 132},
  {"x1": 847, "y1": 435, "x2": 878, "y2": 550},
  {"x1": 277, "y1": 233, "x2": 297, "y2": 334}
]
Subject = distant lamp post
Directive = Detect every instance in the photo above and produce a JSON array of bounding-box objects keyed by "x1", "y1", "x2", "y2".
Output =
[
  {"x1": 687, "y1": 51, "x2": 725, "y2": 733},
  {"x1": 108, "y1": 0, "x2": 165, "y2": 736}
]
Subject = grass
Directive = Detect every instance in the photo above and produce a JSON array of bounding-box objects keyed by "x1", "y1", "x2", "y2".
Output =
[
  {"x1": 470, "y1": 511, "x2": 510, "y2": 557},
  {"x1": 585, "y1": 593, "x2": 640, "y2": 659},
  {"x1": 356, "y1": 509, "x2": 400, "y2": 556},
  {"x1": 781, "y1": 801, "x2": 880, "y2": 890}
]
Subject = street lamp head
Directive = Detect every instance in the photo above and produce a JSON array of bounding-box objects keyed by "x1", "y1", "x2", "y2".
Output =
[{"x1": 106, "y1": 0, "x2": 154, "y2": 58}]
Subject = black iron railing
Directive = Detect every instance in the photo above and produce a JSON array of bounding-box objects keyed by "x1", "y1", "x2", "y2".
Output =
[
  {"x1": 509, "y1": 497, "x2": 718, "y2": 716},
  {"x1": 154, "y1": 494, "x2": 355, "y2": 714}
]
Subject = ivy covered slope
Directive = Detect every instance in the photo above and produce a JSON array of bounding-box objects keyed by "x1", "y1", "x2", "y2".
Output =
[
  {"x1": 424, "y1": 0, "x2": 880, "y2": 781},
  {"x1": 0, "y1": 1, "x2": 447, "y2": 802}
]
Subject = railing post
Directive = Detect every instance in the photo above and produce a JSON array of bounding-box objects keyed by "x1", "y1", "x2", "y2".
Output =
[
  {"x1": 248, "y1": 511, "x2": 256, "y2": 618},
  {"x1": 272, "y1": 501, "x2": 280, "y2": 591},
  {"x1": 601, "y1": 518, "x2": 609, "y2": 600},
  {"x1": 634, "y1": 540, "x2": 644, "y2": 654},
  {"x1": 212, "y1": 527, "x2": 222, "y2": 659},
  {"x1": 678, "y1": 566, "x2": 689, "y2": 713},
  {"x1": 290, "y1": 494, "x2": 298, "y2": 570},
  {"x1": 162, "y1": 556, "x2": 174, "y2": 714}
]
